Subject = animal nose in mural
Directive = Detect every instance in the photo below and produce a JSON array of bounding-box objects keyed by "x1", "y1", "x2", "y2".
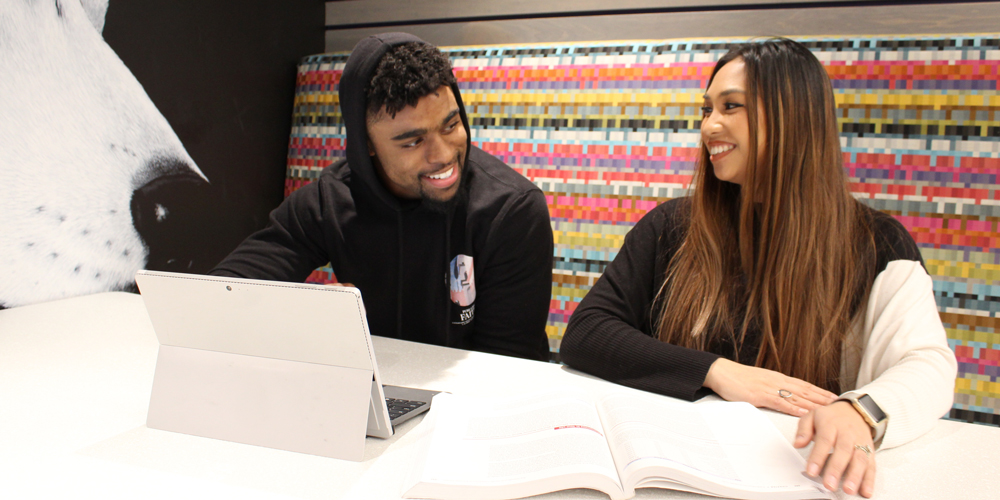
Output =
[{"x1": 131, "y1": 170, "x2": 214, "y2": 272}]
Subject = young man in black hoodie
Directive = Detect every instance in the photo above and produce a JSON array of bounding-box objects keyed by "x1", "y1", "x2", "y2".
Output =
[{"x1": 211, "y1": 33, "x2": 553, "y2": 361}]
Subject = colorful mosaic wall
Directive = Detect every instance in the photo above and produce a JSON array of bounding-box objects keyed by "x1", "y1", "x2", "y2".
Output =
[{"x1": 286, "y1": 35, "x2": 1000, "y2": 427}]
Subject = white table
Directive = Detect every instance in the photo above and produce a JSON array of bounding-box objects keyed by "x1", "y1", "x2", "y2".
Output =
[{"x1": 1, "y1": 292, "x2": 998, "y2": 499}]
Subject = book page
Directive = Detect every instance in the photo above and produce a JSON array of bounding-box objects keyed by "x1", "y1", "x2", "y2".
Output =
[
  {"x1": 693, "y1": 401, "x2": 829, "y2": 498},
  {"x1": 596, "y1": 392, "x2": 828, "y2": 500},
  {"x1": 597, "y1": 392, "x2": 738, "y2": 482},
  {"x1": 403, "y1": 389, "x2": 625, "y2": 500}
]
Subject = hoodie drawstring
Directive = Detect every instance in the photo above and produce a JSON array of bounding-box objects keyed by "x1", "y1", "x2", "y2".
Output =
[
  {"x1": 445, "y1": 210, "x2": 453, "y2": 348},
  {"x1": 396, "y1": 211, "x2": 404, "y2": 339}
]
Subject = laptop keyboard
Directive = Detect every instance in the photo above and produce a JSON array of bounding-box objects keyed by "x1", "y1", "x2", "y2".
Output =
[{"x1": 385, "y1": 397, "x2": 427, "y2": 421}]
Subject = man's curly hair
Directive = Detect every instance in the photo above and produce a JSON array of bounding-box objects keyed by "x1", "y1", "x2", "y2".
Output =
[{"x1": 365, "y1": 42, "x2": 457, "y2": 122}]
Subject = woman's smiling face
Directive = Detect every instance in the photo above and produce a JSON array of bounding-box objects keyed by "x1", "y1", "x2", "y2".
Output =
[{"x1": 700, "y1": 58, "x2": 766, "y2": 186}]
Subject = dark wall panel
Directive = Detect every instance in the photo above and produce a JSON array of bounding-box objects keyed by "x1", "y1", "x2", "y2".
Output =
[{"x1": 103, "y1": 0, "x2": 325, "y2": 272}]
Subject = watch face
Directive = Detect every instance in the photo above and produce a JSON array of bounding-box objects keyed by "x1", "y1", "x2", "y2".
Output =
[{"x1": 858, "y1": 394, "x2": 886, "y2": 422}]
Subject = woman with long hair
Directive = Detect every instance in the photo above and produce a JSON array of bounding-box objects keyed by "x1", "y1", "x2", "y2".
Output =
[{"x1": 560, "y1": 38, "x2": 956, "y2": 498}]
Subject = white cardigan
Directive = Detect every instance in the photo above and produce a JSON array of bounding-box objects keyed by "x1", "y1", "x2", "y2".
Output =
[{"x1": 841, "y1": 260, "x2": 958, "y2": 449}]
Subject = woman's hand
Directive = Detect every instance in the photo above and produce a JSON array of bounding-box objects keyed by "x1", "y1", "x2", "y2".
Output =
[
  {"x1": 795, "y1": 401, "x2": 877, "y2": 498},
  {"x1": 703, "y1": 358, "x2": 837, "y2": 416}
]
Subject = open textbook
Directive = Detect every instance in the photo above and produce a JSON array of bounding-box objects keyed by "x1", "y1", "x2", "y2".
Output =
[{"x1": 403, "y1": 387, "x2": 831, "y2": 500}]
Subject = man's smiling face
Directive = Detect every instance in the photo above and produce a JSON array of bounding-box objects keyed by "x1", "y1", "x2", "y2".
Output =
[{"x1": 366, "y1": 85, "x2": 467, "y2": 203}]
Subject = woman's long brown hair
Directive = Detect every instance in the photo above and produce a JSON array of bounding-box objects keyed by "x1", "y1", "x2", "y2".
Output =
[{"x1": 656, "y1": 38, "x2": 874, "y2": 393}]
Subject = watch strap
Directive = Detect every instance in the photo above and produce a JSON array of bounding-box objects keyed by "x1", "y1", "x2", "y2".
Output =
[{"x1": 838, "y1": 391, "x2": 888, "y2": 448}]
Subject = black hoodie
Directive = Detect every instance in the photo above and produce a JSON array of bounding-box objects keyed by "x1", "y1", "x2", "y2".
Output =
[{"x1": 211, "y1": 33, "x2": 553, "y2": 361}]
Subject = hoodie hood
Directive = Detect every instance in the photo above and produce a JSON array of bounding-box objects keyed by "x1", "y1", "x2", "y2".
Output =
[{"x1": 339, "y1": 32, "x2": 472, "y2": 211}]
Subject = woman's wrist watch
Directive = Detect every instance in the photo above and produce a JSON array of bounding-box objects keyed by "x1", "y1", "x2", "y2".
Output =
[{"x1": 838, "y1": 391, "x2": 888, "y2": 448}]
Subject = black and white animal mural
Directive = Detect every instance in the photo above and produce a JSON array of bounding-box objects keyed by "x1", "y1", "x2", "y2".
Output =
[{"x1": 1, "y1": 0, "x2": 217, "y2": 308}]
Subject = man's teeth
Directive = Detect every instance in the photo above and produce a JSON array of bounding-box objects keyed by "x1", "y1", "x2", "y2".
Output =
[
  {"x1": 426, "y1": 167, "x2": 454, "y2": 180},
  {"x1": 709, "y1": 144, "x2": 735, "y2": 156}
]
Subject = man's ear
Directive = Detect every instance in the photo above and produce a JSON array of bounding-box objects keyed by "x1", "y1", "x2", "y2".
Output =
[{"x1": 367, "y1": 139, "x2": 375, "y2": 157}]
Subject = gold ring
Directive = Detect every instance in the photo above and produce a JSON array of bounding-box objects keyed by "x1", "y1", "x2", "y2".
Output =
[
  {"x1": 855, "y1": 444, "x2": 872, "y2": 458},
  {"x1": 778, "y1": 389, "x2": 793, "y2": 399}
]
